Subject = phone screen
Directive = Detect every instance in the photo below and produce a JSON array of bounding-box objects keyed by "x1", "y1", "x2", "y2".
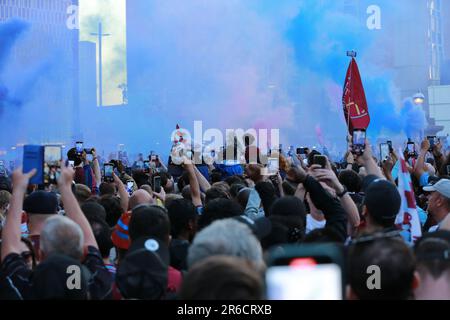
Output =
[
  {"x1": 45, "y1": 146, "x2": 62, "y2": 167},
  {"x1": 380, "y1": 143, "x2": 390, "y2": 161},
  {"x1": 427, "y1": 136, "x2": 437, "y2": 150},
  {"x1": 76, "y1": 142, "x2": 83, "y2": 154},
  {"x1": 266, "y1": 262, "x2": 342, "y2": 300},
  {"x1": 126, "y1": 181, "x2": 134, "y2": 195},
  {"x1": 313, "y1": 155, "x2": 327, "y2": 168},
  {"x1": 143, "y1": 160, "x2": 150, "y2": 171},
  {"x1": 352, "y1": 130, "x2": 366, "y2": 146},
  {"x1": 68, "y1": 160, "x2": 75, "y2": 168},
  {"x1": 104, "y1": 164, "x2": 114, "y2": 182},
  {"x1": 153, "y1": 176, "x2": 161, "y2": 193},
  {"x1": 407, "y1": 143, "x2": 416, "y2": 156},
  {"x1": 267, "y1": 158, "x2": 279, "y2": 175}
]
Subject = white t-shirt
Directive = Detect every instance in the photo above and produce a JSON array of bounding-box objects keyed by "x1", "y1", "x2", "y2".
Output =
[{"x1": 306, "y1": 214, "x2": 326, "y2": 234}]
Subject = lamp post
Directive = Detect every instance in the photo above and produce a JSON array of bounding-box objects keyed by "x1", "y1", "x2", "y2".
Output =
[
  {"x1": 413, "y1": 91, "x2": 426, "y2": 140},
  {"x1": 413, "y1": 92, "x2": 425, "y2": 105}
]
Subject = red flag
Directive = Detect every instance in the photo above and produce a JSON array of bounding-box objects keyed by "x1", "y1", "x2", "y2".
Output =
[{"x1": 342, "y1": 58, "x2": 370, "y2": 133}]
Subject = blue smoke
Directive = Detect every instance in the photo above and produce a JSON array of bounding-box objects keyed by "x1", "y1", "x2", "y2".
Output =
[{"x1": 0, "y1": 19, "x2": 29, "y2": 112}]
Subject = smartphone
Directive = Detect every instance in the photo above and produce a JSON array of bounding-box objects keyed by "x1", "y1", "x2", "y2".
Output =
[
  {"x1": 68, "y1": 160, "x2": 75, "y2": 168},
  {"x1": 265, "y1": 157, "x2": 279, "y2": 176},
  {"x1": 379, "y1": 143, "x2": 390, "y2": 161},
  {"x1": 153, "y1": 176, "x2": 161, "y2": 193},
  {"x1": 427, "y1": 136, "x2": 437, "y2": 152},
  {"x1": 446, "y1": 165, "x2": 450, "y2": 176},
  {"x1": 75, "y1": 141, "x2": 83, "y2": 155},
  {"x1": 297, "y1": 147, "x2": 307, "y2": 155},
  {"x1": 407, "y1": 142, "x2": 416, "y2": 156},
  {"x1": 387, "y1": 140, "x2": 393, "y2": 152},
  {"x1": 352, "y1": 129, "x2": 366, "y2": 155},
  {"x1": 23, "y1": 145, "x2": 44, "y2": 185},
  {"x1": 126, "y1": 181, "x2": 134, "y2": 195},
  {"x1": 143, "y1": 160, "x2": 150, "y2": 173},
  {"x1": 44, "y1": 146, "x2": 62, "y2": 185},
  {"x1": 313, "y1": 155, "x2": 327, "y2": 168},
  {"x1": 266, "y1": 244, "x2": 344, "y2": 300},
  {"x1": 104, "y1": 163, "x2": 114, "y2": 183}
]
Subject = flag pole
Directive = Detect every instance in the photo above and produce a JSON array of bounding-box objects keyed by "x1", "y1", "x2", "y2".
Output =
[{"x1": 345, "y1": 50, "x2": 357, "y2": 156}]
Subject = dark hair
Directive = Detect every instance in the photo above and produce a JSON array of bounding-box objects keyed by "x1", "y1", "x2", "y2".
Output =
[
  {"x1": 129, "y1": 206, "x2": 170, "y2": 242},
  {"x1": 166, "y1": 198, "x2": 197, "y2": 239},
  {"x1": 338, "y1": 170, "x2": 362, "y2": 193},
  {"x1": 269, "y1": 196, "x2": 306, "y2": 224},
  {"x1": 260, "y1": 215, "x2": 305, "y2": 250},
  {"x1": 67, "y1": 148, "x2": 82, "y2": 167},
  {"x1": 281, "y1": 181, "x2": 296, "y2": 196},
  {"x1": 81, "y1": 201, "x2": 107, "y2": 222},
  {"x1": 180, "y1": 255, "x2": 264, "y2": 300},
  {"x1": 205, "y1": 187, "x2": 230, "y2": 204},
  {"x1": 198, "y1": 198, "x2": 242, "y2": 230},
  {"x1": 132, "y1": 171, "x2": 150, "y2": 188},
  {"x1": 210, "y1": 170, "x2": 223, "y2": 184},
  {"x1": 224, "y1": 175, "x2": 246, "y2": 187},
  {"x1": 415, "y1": 231, "x2": 450, "y2": 279},
  {"x1": 99, "y1": 182, "x2": 115, "y2": 197},
  {"x1": 348, "y1": 236, "x2": 415, "y2": 300},
  {"x1": 74, "y1": 184, "x2": 91, "y2": 204},
  {"x1": 303, "y1": 227, "x2": 343, "y2": 243},
  {"x1": 158, "y1": 172, "x2": 173, "y2": 193},
  {"x1": 255, "y1": 181, "x2": 277, "y2": 215},
  {"x1": 99, "y1": 195, "x2": 124, "y2": 227},
  {"x1": 229, "y1": 183, "x2": 246, "y2": 199},
  {"x1": 88, "y1": 217, "x2": 113, "y2": 258}
]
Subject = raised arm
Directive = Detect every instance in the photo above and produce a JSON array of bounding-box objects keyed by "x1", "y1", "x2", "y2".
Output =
[
  {"x1": 294, "y1": 165, "x2": 348, "y2": 242},
  {"x1": 414, "y1": 139, "x2": 429, "y2": 180},
  {"x1": 184, "y1": 162, "x2": 203, "y2": 207},
  {"x1": 58, "y1": 164, "x2": 98, "y2": 249},
  {"x1": 193, "y1": 165, "x2": 211, "y2": 192},
  {"x1": 310, "y1": 165, "x2": 360, "y2": 228},
  {"x1": 359, "y1": 139, "x2": 383, "y2": 178},
  {"x1": 92, "y1": 148, "x2": 102, "y2": 188},
  {"x1": 1, "y1": 169, "x2": 36, "y2": 261},
  {"x1": 113, "y1": 172, "x2": 129, "y2": 213}
]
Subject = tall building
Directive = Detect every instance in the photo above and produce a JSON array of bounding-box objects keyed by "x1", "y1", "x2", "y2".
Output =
[
  {"x1": 0, "y1": 0, "x2": 79, "y2": 144},
  {"x1": 79, "y1": 41, "x2": 97, "y2": 112}
]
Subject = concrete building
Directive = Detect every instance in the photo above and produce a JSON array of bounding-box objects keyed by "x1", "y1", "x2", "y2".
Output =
[
  {"x1": 0, "y1": 0, "x2": 79, "y2": 144},
  {"x1": 429, "y1": 85, "x2": 450, "y2": 135},
  {"x1": 79, "y1": 41, "x2": 97, "y2": 112}
]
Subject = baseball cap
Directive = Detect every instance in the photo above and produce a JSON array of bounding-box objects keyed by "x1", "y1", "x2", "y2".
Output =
[
  {"x1": 115, "y1": 237, "x2": 169, "y2": 300},
  {"x1": 233, "y1": 215, "x2": 272, "y2": 240},
  {"x1": 30, "y1": 254, "x2": 88, "y2": 300},
  {"x1": 364, "y1": 179, "x2": 401, "y2": 222},
  {"x1": 423, "y1": 179, "x2": 450, "y2": 199},
  {"x1": 23, "y1": 191, "x2": 58, "y2": 215}
]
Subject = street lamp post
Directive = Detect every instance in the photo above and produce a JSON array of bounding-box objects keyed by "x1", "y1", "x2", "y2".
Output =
[{"x1": 91, "y1": 22, "x2": 111, "y2": 108}]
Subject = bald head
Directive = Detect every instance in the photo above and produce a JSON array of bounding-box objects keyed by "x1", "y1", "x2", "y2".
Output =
[{"x1": 129, "y1": 189, "x2": 153, "y2": 210}]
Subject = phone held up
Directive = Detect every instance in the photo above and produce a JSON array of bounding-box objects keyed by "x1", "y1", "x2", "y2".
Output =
[
  {"x1": 313, "y1": 155, "x2": 327, "y2": 169},
  {"x1": 104, "y1": 163, "x2": 114, "y2": 183},
  {"x1": 265, "y1": 244, "x2": 345, "y2": 300},
  {"x1": 351, "y1": 129, "x2": 366, "y2": 156}
]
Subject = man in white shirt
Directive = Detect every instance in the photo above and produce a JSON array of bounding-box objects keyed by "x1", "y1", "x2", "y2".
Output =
[{"x1": 423, "y1": 179, "x2": 450, "y2": 232}]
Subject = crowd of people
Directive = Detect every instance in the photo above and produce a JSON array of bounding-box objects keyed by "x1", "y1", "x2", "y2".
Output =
[{"x1": 0, "y1": 133, "x2": 450, "y2": 300}]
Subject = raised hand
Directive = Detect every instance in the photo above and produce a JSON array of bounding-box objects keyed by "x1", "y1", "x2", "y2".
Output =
[{"x1": 12, "y1": 168, "x2": 37, "y2": 192}]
